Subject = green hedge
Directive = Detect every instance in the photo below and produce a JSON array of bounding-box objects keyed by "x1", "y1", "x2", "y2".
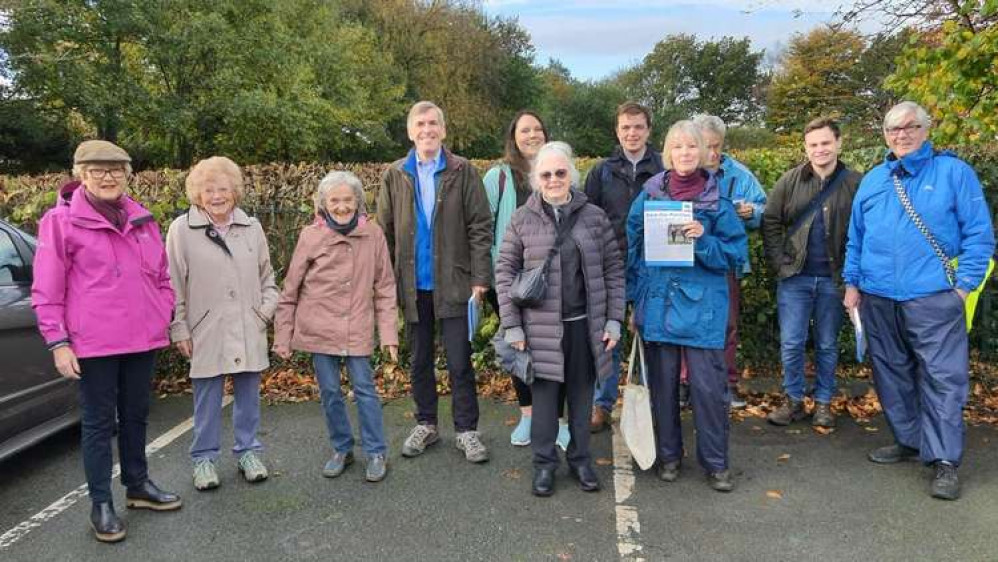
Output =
[{"x1": 2, "y1": 146, "x2": 996, "y2": 377}]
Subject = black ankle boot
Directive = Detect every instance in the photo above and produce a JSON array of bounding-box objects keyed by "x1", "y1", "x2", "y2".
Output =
[
  {"x1": 90, "y1": 502, "x2": 126, "y2": 543},
  {"x1": 125, "y1": 480, "x2": 182, "y2": 511},
  {"x1": 532, "y1": 468, "x2": 555, "y2": 497}
]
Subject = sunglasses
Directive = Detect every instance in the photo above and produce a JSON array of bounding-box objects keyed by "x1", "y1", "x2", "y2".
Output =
[{"x1": 539, "y1": 169, "x2": 569, "y2": 181}]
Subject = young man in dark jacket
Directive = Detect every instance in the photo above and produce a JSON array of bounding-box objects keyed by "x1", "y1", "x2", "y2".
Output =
[
  {"x1": 583, "y1": 102, "x2": 664, "y2": 432},
  {"x1": 762, "y1": 117, "x2": 861, "y2": 429},
  {"x1": 377, "y1": 101, "x2": 493, "y2": 463}
]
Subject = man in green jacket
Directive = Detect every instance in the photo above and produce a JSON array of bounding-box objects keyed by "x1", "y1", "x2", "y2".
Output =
[
  {"x1": 762, "y1": 117, "x2": 861, "y2": 429},
  {"x1": 377, "y1": 101, "x2": 493, "y2": 463}
]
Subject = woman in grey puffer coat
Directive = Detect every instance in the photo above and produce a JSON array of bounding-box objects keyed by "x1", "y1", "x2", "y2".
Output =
[{"x1": 495, "y1": 141, "x2": 625, "y2": 497}]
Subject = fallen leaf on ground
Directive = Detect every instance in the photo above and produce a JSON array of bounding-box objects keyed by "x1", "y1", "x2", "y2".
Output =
[
  {"x1": 595, "y1": 457, "x2": 613, "y2": 466},
  {"x1": 751, "y1": 425, "x2": 763, "y2": 432},
  {"x1": 504, "y1": 417, "x2": 518, "y2": 426},
  {"x1": 403, "y1": 411, "x2": 415, "y2": 420},
  {"x1": 863, "y1": 426, "x2": 879, "y2": 432},
  {"x1": 777, "y1": 453, "x2": 790, "y2": 462},
  {"x1": 501, "y1": 468, "x2": 522, "y2": 480},
  {"x1": 813, "y1": 426, "x2": 835, "y2": 435},
  {"x1": 766, "y1": 490, "x2": 783, "y2": 499},
  {"x1": 785, "y1": 429, "x2": 802, "y2": 435}
]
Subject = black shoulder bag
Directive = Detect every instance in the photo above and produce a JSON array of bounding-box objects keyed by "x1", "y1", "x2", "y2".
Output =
[{"x1": 509, "y1": 208, "x2": 582, "y2": 308}]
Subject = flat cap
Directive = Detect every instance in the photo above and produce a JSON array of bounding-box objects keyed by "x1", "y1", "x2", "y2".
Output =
[{"x1": 74, "y1": 140, "x2": 131, "y2": 164}]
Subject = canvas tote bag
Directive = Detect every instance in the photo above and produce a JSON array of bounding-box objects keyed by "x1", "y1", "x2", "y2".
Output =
[{"x1": 620, "y1": 334, "x2": 656, "y2": 470}]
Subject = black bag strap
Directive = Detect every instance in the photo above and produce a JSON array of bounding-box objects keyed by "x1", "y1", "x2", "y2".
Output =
[
  {"x1": 542, "y1": 206, "x2": 583, "y2": 272},
  {"x1": 493, "y1": 168, "x2": 507, "y2": 240},
  {"x1": 786, "y1": 166, "x2": 847, "y2": 238}
]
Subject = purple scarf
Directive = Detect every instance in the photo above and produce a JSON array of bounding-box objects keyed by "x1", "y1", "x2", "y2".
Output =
[
  {"x1": 667, "y1": 169, "x2": 707, "y2": 201},
  {"x1": 83, "y1": 189, "x2": 128, "y2": 231}
]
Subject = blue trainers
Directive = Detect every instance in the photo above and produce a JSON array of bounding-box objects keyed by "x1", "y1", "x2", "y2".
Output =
[
  {"x1": 510, "y1": 415, "x2": 531, "y2": 446},
  {"x1": 556, "y1": 421, "x2": 571, "y2": 452}
]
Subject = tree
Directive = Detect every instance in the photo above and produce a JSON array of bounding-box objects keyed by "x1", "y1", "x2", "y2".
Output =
[
  {"x1": 765, "y1": 27, "x2": 903, "y2": 139},
  {"x1": 615, "y1": 34, "x2": 764, "y2": 129}
]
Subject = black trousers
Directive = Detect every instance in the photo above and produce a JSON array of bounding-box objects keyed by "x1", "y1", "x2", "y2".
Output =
[
  {"x1": 78, "y1": 351, "x2": 156, "y2": 504},
  {"x1": 644, "y1": 343, "x2": 730, "y2": 473},
  {"x1": 531, "y1": 318, "x2": 595, "y2": 470},
  {"x1": 408, "y1": 290, "x2": 479, "y2": 431},
  {"x1": 487, "y1": 288, "x2": 532, "y2": 407}
]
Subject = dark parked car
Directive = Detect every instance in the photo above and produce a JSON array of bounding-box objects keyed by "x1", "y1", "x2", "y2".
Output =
[{"x1": 0, "y1": 218, "x2": 79, "y2": 462}]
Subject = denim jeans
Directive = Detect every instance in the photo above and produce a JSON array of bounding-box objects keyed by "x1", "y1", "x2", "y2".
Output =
[
  {"x1": 777, "y1": 275, "x2": 843, "y2": 404},
  {"x1": 593, "y1": 346, "x2": 621, "y2": 411},
  {"x1": 78, "y1": 351, "x2": 155, "y2": 504},
  {"x1": 312, "y1": 354, "x2": 387, "y2": 456},
  {"x1": 190, "y1": 372, "x2": 263, "y2": 461}
]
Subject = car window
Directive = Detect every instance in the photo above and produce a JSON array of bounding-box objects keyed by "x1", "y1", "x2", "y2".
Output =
[{"x1": 0, "y1": 230, "x2": 29, "y2": 285}]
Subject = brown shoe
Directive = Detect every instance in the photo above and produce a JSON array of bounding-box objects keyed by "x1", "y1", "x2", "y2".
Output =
[
  {"x1": 767, "y1": 396, "x2": 806, "y2": 426},
  {"x1": 590, "y1": 406, "x2": 610, "y2": 433},
  {"x1": 811, "y1": 403, "x2": 836, "y2": 428}
]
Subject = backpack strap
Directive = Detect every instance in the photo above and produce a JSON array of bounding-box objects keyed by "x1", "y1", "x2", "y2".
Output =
[{"x1": 493, "y1": 168, "x2": 507, "y2": 240}]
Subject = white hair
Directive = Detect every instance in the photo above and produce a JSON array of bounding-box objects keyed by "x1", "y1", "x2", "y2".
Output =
[
  {"x1": 315, "y1": 170, "x2": 365, "y2": 214},
  {"x1": 692, "y1": 114, "x2": 727, "y2": 141},
  {"x1": 884, "y1": 101, "x2": 931, "y2": 131},
  {"x1": 530, "y1": 141, "x2": 580, "y2": 190}
]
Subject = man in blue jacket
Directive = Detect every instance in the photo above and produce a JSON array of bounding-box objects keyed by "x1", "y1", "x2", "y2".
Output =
[
  {"x1": 843, "y1": 101, "x2": 995, "y2": 500},
  {"x1": 692, "y1": 114, "x2": 768, "y2": 408},
  {"x1": 584, "y1": 102, "x2": 663, "y2": 432}
]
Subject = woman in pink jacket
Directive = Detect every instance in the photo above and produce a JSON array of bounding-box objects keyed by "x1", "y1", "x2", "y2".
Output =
[
  {"x1": 274, "y1": 170, "x2": 398, "y2": 483},
  {"x1": 31, "y1": 140, "x2": 181, "y2": 543}
]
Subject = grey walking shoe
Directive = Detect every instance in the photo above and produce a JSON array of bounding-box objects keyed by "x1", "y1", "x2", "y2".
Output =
[
  {"x1": 767, "y1": 396, "x2": 806, "y2": 426},
  {"x1": 193, "y1": 458, "x2": 220, "y2": 491},
  {"x1": 708, "y1": 470, "x2": 734, "y2": 492},
  {"x1": 365, "y1": 454, "x2": 388, "y2": 482},
  {"x1": 931, "y1": 462, "x2": 960, "y2": 500},
  {"x1": 656, "y1": 460, "x2": 680, "y2": 483},
  {"x1": 455, "y1": 430, "x2": 489, "y2": 463},
  {"x1": 811, "y1": 403, "x2": 836, "y2": 428},
  {"x1": 238, "y1": 451, "x2": 269, "y2": 483},
  {"x1": 322, "y1": 451, "x2": 354, "y2": 478},
  {"x1": 401, "y1": 424, "x2": 439, "y2": 458},
  {"x1": 868, "y1": 443, "x2": 919, "y2": 464}
]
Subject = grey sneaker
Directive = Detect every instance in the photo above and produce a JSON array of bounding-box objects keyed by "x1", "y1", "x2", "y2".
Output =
[
  {"x1": 455, "y1": 430, "x2": 489, "y2": 463},
  {"x1": 193, "y1": 458, "x2": 220, "y2": 491},
  {"x1": 365, "y1": 454, "x2": 388, "y2": 483},
  {"x1": 767, "y1": 396, "x2": 806, "y2": 426},
  {"x1": 931, "y1": 462, "x2": 960, "y2": 500},
  {"x1": 708, "y1": 469, "x2": 734, "y2": 492},
  {"x1": 656, "y1": 460, "x2": 680, "y2": 483},
  {"x1": 811, "y1": 403, "x2": 836, "y2": 428},
  {"x1": 238, "y1": 451, "x2": 269, "y2": 483},
  {"x1": 322, "y1": 451, "x2": 354, "y2": 478},
  {"x1": 401, "y1": 424, "x2": 439, "y2": 458}
]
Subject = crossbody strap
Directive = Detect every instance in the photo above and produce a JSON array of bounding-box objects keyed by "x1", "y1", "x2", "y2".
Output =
[
  {"x1": 542, "y1": 206, "x2": 583, "y2": 272},
  {"x1": 786, "y1": 166, "x2": 847, "y2": 238},
  {"x1": 493, "y1": 168, "x2": 507, "y2": 240},
  {"x1": 891, "y1": 171, "x2": 956, "y2": 286}
]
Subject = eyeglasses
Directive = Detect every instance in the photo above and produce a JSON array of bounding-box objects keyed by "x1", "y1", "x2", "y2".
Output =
[
  {"x1": 87, "y1": 167, "x2": 127, "y2": 179},
  {"x1": 539, "y1": 169, "x2": 569, "y2": 181},
  {"x1": 885, "y1": 124, "x2": 923, "y2": 137}
]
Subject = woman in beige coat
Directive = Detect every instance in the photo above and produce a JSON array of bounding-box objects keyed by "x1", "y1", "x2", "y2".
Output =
[
  {"x1": 274, "y1": 170, "x2": 398, "y2": 483},
  {"x1": 166, "y1": 156, "x2": 278, "y2": 491}
]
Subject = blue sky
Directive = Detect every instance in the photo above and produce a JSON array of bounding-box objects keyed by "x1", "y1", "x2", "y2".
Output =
[{"x1": 482, "y1": 1, "x2": 869, "y2": 81}]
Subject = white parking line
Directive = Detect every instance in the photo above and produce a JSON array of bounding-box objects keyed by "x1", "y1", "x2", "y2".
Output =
[
  {"x1": 611, "y1": 423, "x2": 646, "y2": 561},
  {"x1": 0, "y1": 395, "x2": 232, "y2": 551}
]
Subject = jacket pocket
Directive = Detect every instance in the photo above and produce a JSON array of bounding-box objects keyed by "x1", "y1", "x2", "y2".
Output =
[
  {"x1": 665, "y1": 283, "x2": 705, "y2": 338},
  {"x1": 190, "y1": 310, "x2": 211, "y2": 335},
  {"x1": 251, "y1": 307, "x2": 269, "y2": 331}
]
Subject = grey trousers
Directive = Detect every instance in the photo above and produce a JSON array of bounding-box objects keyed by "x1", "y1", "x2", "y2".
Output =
[{"x1": 190, "y1": 372, "x2": 263, "y2": 461}]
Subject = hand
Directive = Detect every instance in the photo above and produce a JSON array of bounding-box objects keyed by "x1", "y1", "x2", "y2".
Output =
[
  {"x1": 175, "y1": 339, "x2": 192, "y2": 359},
  {"x1": 736, "y1": 203, "x2": 754, "y2": 220},
  {"x1": 382, "y1": 344, "x2": 399, "y2": 363},
  {"x1": 471, "y1": 285, "x2": 488, "y2": 302},
  {"x1": 956, "y1": 288, "x2": 968, "y2": 301},
  {"x1": 511, "y1": 340, "x2": 526, "y2": 352},
  {"x1": 843, "y1": 286, "x2": 861, "y2": 310},
  {"x1": 681, "y1": 220, "x2": 704, "y2": 239},
  {"x1": 602, "y1": 332, "x2": 618, "y2": 352},
  {"x1": 273, "y1": 344, "x2": 292, "y2": 360},
  {"x1": 53, "y1": 346, "x2": 81, "y2": 380}
]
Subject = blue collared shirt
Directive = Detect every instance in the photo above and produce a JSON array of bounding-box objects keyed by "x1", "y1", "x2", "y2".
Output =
[{"x1": 416, "y1": 150, "x2": 441, "y2": 222}]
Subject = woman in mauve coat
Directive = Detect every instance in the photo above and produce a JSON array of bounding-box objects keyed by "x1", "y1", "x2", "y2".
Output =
[
  {"x1": 31, "y1": 140, "x2": 181, "y2": 543},
  {"x1": 495, "y1": 141, "x2": 625, "y2": 497},
  {"x1": 166, "y1": 156, "x2": 278, "y2": 492},
  {"x1": 273, "y1": 170, "x2": 398, "y2": 483}
]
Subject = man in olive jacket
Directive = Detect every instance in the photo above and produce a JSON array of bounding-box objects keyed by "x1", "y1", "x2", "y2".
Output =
[
  {"x1": 377, "y1": 101, "x2": 493, "y2": 463},
  {"x1": 762, "y1": 117, "x2": 861, "y2": 429}
]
